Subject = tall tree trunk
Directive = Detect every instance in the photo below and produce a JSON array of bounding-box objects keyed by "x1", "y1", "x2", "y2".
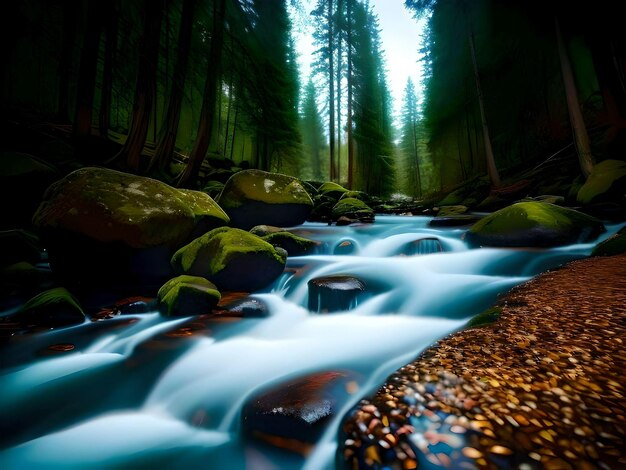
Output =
[
  {"x1": 114, "y1": 0, "x2": 164, "y2": 172},
  {"x1": 328, "y1": 0, "x2": 336, "y2": 181},
  {"x1": 412, "y1": 120, "x2": 422, "y2": 197},
  {"x1": 223, "y1": 70, "x2": 234, "y2": 155},
  {"x1": 73, "y1": 0, "x2": 103, "y2": 139},
  {"x1": 151, "y1": 0, "x2": 195, "y2": 172},
  {"x1": 468, "y1": 29, "x2": 501, "y2": 187},
  {"x1": 230, "y1": 94, "x2": 239, "y2": 161},
  {"x1": 336, "y1": 0, "x2": 343, "y2": 183},
  {"x1": 99, "y1": 0, "x2": 118, "y2": 138},
  {"x1": 179, "y1": 0, "x2": 226, "y2": 187},
  {"x1": 346, "y1": 0, "x2": 354, "y2": 189},
  {"x1": 57, "y1": 0, "x2": 79, "y2": 121},
  {"x1": 556, "y1": 18, "x2": 594, "y2": 177}
]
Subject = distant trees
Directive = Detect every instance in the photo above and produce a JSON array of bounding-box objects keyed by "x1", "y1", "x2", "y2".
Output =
[
  {"x1": 300, "y1": 79, "x2": 327, "y2": 180},
  {"x1": 399, "y1": 78, "x2": 422, "y2": 197}
]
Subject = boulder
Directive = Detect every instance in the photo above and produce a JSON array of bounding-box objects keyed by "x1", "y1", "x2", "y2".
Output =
[
  {"x1": 339, "y1": 190, "x2": 370, "y2": 202},
  {"x1": 591, "y1": 227, "x2": 626, "y2": 257},
  {"x1": 429, "y1": 214, "x2": 482, "y2": 227},
  {"x1": 157, "y1": 275, "x2": 220, "y2": 317},
  {"x1": 308, "y1": 275, "x2": 366, "y2": 313},
  {"x1": 262, "y1": 232, "x2": 319, "y2": 256},
  {"x1": 222, "y1": 297, "x2": 269, "y2": 318},
  {"x1": 32, "y1": 167, "x2": 229, "y2": 290},
  {"x1": 436, "y1": 205, "x2": 467, "y2": 217},
  {"x1": 171, "y1": 227, "x2": 287, "y2": 291},
  {"x1": 331, "y1": 198, "x2": 375, "y2": 223},
  {"x1": 318, "y1": 182, "x2": 348, "y2": 200},
  {"x1": 242, "y1": 371, "x2": 358, "y2": 454},
  {"x1": 333, "y1": 239, "x2": 358, "y2": 255},
  {"x1": 336, "y1": 216, "x2": 358, "y2": 226},
  {"x1": 398, "y1": 237, "x2": 443, "y2": 256},
  {"x1": 217, "y1": 170, "x2": 313, "y2": 230},
  {"x1": 465, "y1": 202, "x2": 605, "y2": 248},
  {"x1": 577, "y1": 159, "x2": 626, "y2": 204},
  {"x1": 13, "y1": 287, "x2": 85, "y2": 327},
  {"x1": 249, "y1": 225, "x2": 285, "y2": 237},
  {"x1": 308, "y1": 201, "x2": 335, "y2": 223}
]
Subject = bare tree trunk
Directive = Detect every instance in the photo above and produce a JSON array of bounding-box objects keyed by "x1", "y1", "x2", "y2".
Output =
[
  {"x1": 328, "y1": 0, "x2": 336, "y2": 181},
  {"x1": 115, "y1": 0, "x2": 164, "y2": 172},
  {"x1": 347, "y1": 0, "x2": 354, "y2": 189},
  {"x1": 223, "y1": 70, "x2": 234, "y2": 156},
  {"x1": 336, "y1": 0, "x2": 343, "y2": 183},
  {"x1": 556, "y1": 18, "x2": 594, "y2": 177},
  {"x1": 412, "y1": 119, "x2": 422, "y2": 197},
  {"x1": 468, "y1": 29, "x2": 501, "y2": 187},
  {"x1": 73, "y1": 0, "x2": 103, "y2": 139},
  {"x1": 151, "y1": 0, "x2": 195, "y2": 172},
  {"x1": 179, "y1": 0, "x2": 226, "y2": 187},
  {"x1": 99, "y1": 0, "x2": 118, "y2": 138}
]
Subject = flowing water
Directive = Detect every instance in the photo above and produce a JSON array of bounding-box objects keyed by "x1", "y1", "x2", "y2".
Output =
[{"x1": 1, "y1": 216, "x2": 622, "y2": 469}]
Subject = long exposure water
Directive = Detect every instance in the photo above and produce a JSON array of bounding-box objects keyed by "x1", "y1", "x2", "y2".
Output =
[{"x1": 1, "y1": 216, "x2": 622, "y2": 469}]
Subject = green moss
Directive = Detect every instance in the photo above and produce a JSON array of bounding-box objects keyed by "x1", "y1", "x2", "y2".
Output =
[
  {"x1": 437, "y1": 205, "x2": 468, "y2": 217},
  {"x1": 318, "y1": 182, "x2": 348, "y2": 198},
  {"x1": 217, "y1": 170, "x2": 313, "y2": 209},
  {"x1": 466, "y1": 307, "x2": 501, "y2": 328},
  {"x1": 17, "y1": 287, "x2": 85, "y2": 326},
  {"x1": 177, "y1": 188, "x2": 230, "y2": 227},
  {"x1": 172, "y1": 227, "x2": 286, "y2": 276},
  {"x1": 262, "y1": 232, "x2": 318, "y2": 255},
  {"x1": 577, "y1": 160, "x2": 626, "y2": 204},
  {"x1": 340, "y1": 190, "x2": 369, "y2": 201},
  {"x1": 469, "y1": 202, "x2": 600, "y2": 235},
  {"x1": 331, "y1": 198, "x2": 373, "y2": 219},
  {"x1": 157, "y1": 275, "x2": 220, "y2": 316},
  {"x1": 591, "y1": 229, "x2": 626, "y2": 257}
]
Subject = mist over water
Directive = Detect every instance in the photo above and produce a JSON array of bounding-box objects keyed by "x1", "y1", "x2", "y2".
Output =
[{"x1": 1, "y1": 216, "x2": 620, "y2": 469}]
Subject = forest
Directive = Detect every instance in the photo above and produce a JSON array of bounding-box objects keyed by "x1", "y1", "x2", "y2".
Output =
[{"x1": 1, "y1": 0, "x2": 625, "y2": 469}]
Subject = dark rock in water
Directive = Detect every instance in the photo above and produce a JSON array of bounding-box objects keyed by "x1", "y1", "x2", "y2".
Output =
[
  {"x1": 223, "y1": 297, "x2": 269, "y2": 318},
  {"x1": 171, "y1": 227, "x2": 287, "y2": 292},
  {"x1": 262, "y1": 232, "x2": 319, "y2": 256},
  {"x1": 591, "y1": 227, "x2": 626, "y2": 257},
  {"x1": 331, "y1": 198, "x2": 375, "y2": 224},
  {"x1": 465, "y1": 202, "x2": 605, "y2": 247},
  {"x1": 12, "y1": 287, "x2": 85, "y2": 327},
  {"x1": 308, "y1": 201, "x2": 334, "y2": 223},
  {"x1": 436, "y1": 205, "x2": 467, "y2": 217},
  {"x1": 398, "y1": 237, "x2": 443, "y2": 256},
  {"x1": 32, "y1": 167, "x2": 229, "y2": 291},
  {"x1": 308, "y1": 275, "x2": 366, "y2": 313},
  {"x1": 577, "y1": 159, "x2": 626, "y2": 204},
  {"x1": 249, "y1": 225, "x2": 285, "y2": 237},
  {"x1": 217, "y1": 170, "x2": 313, "y2": 230},
  {"x1": 336, "y1": 216, "x2": 358, "y2": 226},
  {"x1": 0, "y1": 229, "x2": 42, "y2": 268},
  {"x1": 429, "y1": 214, "x2": 482, "y2": 227},
  {"x1": 242, "y1": 371, "x2": 359, "y2": 455},
  {"x1": 333, "y1": 239, "x2": 357, "y2": 255},
  {"x1": 0, "y1": 151, "x2": 60, "y2": 229},
  {"x1": 158, "y1": 275, "x2": 221, "y2": 317}
]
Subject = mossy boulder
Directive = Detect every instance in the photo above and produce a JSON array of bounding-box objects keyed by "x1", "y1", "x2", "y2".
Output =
[
  {"x1": 436, "y1": 205, "x2": 468, "y2": 217},
  {"x1": 591, "y1": 227, "x2": 626, "y2": 257},
  {"x1": 171, "y1": 227, "x2": 287, "y2": 291},
  {"x1": 577, "y1": 160, "x2": 626, "y2": 204},
  {"x1": 331, "y1": 198, "x2": 375, "y2": 223},
  {"x1": 13, "y1": 287, "x2": 85, "y2": 327},
  {"x1": 262, "y1": 232, "x2": 319, "y2": 256},
  {"x1": 339, "y1": 190, "x2": 369, "y2": 202},
  {"x1": 32, "y1": 167, "x2": 229, "y2": 290},
  {"x1": 249, "y1": 225, "x2": 285, "y2": 237},
  {"x1": 157, "y1": 275, "x2": 220, "y2": 317},
  {"x1": 465, "y1": 202, "x2": 605, "y2": 248},
  {"x1": 217, "y1": 170, "x2": 313, "y2": 230},
  {"x1": 318, "y1": 182, "x2": 348, "y2": 200}
]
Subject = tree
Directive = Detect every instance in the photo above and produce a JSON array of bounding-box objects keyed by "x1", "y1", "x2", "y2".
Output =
[
  {"x1": 301, "y1": 78, "x2": 327, "y2": 180},
  {"x1": 400, "y1": 78, "x2": 422, "y2": 196}
]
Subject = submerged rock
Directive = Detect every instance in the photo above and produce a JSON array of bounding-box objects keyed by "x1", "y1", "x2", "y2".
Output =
[
  {"x1": 333, "y1": 239, "x2": 358, "y2": 255},
  {"x1": 465, "y1": 202, "x2": 605, "y2": 247},
  {"x1": 171, "y1": 227, "x2": 287, "y2": 291},
  {"x1": 398, "y1": 237, "x2": 443, "y2": 256},
  {"x1": 222, "y1": 297, "x2": 269, "y2": 318},
  {"x1": 308, "y1": 275, "x2": 366, "y2": 313},
  {"x1": 13, "y1": 287, "x2": 85, "y2": 327},
  {"x1": 331, "y1": 198, "x2": 375, "y2": 224},
  {"x1": 242, "y1": 371, "x2": 359, "y2": 455},
  {"x1": 157, "y1": 275, "x2": 220, "y2": 317},
  {"x1": 577, "y1": 159, "x2": 626, "y2": 204},
  {"x1": 32, "y1": 167, "x2": 229, "y2": 290},
  {"x1": 262, "y1": 232, "x2": 319, "y2": 256},
  {"x1": 591, "y1": 227, "x2": 626, "y2": 257},
  {"x1": 217, "y1": 170, "x2": 313, "y2": 230}
]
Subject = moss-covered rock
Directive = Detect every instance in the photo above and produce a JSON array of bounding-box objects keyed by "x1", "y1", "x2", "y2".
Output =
[
  {"x1": 331, "y1": 198, "x2": 375, "y2": 223},
  {"x1": 339, "y1": 190, "x2": 369, "y2": 202},
  {"x1": 591, "y1": 227, "x2": 626, "y2": 257},
  {"x1": 436, "y1": 205, "x2": 468, "y2": 217},
  {"x1": 249, "y1": 225, "x2": 285, "y2": 237},
  {"x1": 466, "y1": 307, "x2": 501, "y2": 329},
  {"x1": 465, "y1": 202, "x2": 605, "y2": 247},
  {"x1": 577, "y1": 160, "x2": 626, "y2": 205},
  {"x1": 217, "y1": 170, "x2": 313, "y2": 230},
  {"x1": 318, "y1": 182, "x2": 348, "y2": 200},
  {"x1": 172, "y1": 227, "x2": 287, "y2": 291},
  {"x1": 262, "y1": 232, "x2": 319, "y2": 256},
  {"x1": 157, "y1": 275, "x2": 220, "y2": 316},
  {"x1": 31, "y1": 167, "x2": 229, "y2": 290},
  {"x1": 14, "y1": 287, "x2": 85, "y2": 327}
]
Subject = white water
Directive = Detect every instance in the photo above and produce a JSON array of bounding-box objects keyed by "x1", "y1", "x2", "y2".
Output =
[{"x1": 1, "y1": 216, "x2": 622, "y2": 469}]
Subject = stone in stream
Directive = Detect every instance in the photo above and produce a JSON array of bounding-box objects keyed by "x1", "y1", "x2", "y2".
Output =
[
  {"x1": 317, "y1": 181, "x2": 349, "y2": 200},
  {"x1": 576, "y1": 159, "x2": 626, "y2": 204},
  {"x1": 171, "y1": 227, "x2": 287, "y2": 292},
  {"x1": 398, "y1": 237, "x2": 443, "y2": 256},
  {"x1": 333, "y1": 239, "x2": 358, "y2": 255},
  {"x1": 32, "y1": 167, "x2": 229, "y2": 291},
  {"x1": 436, "y1": 205, "x2": 468, "y2": 217},
  {"x1": 11, "y1": 287, "x2": 85, "y2": 328},
  {"x1": 308, "y1": 275, "x2": 366, "y2": 313},
  {"x1": 217, "y1": 170, "x2": 313, "y2": 230},
  {"x1": 249, "y1": 225, "x2": 285, "y2": 237},
  {"x1": 221, "y1": 297, "x2": 270, "y2": 318},
  {"x1": 331, "y1": 198, "x2": 375, "y2": 224},
  {"x1": 591, "y1": 226, "x2": 626, "y2": 257},
  {"x1": 241, "y1": 371, "x2": 360, "y2": 455},
  {"x1": 261, "y1": 232, "x2": 320, "y2": 256},
  {"x1": 428, "y1": 214, "x2": 482, "y2": 227},
  {"x1": 465, "y1": 201, "x2": 605, "y2": 247},
  {"x1": 157, "y1": 275, "x2": 221, "y2": 317}
]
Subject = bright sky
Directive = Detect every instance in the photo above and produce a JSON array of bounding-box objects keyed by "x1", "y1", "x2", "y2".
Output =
[{"x1": 292, "y1": 0, "x2": 427, "y2": 125}]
